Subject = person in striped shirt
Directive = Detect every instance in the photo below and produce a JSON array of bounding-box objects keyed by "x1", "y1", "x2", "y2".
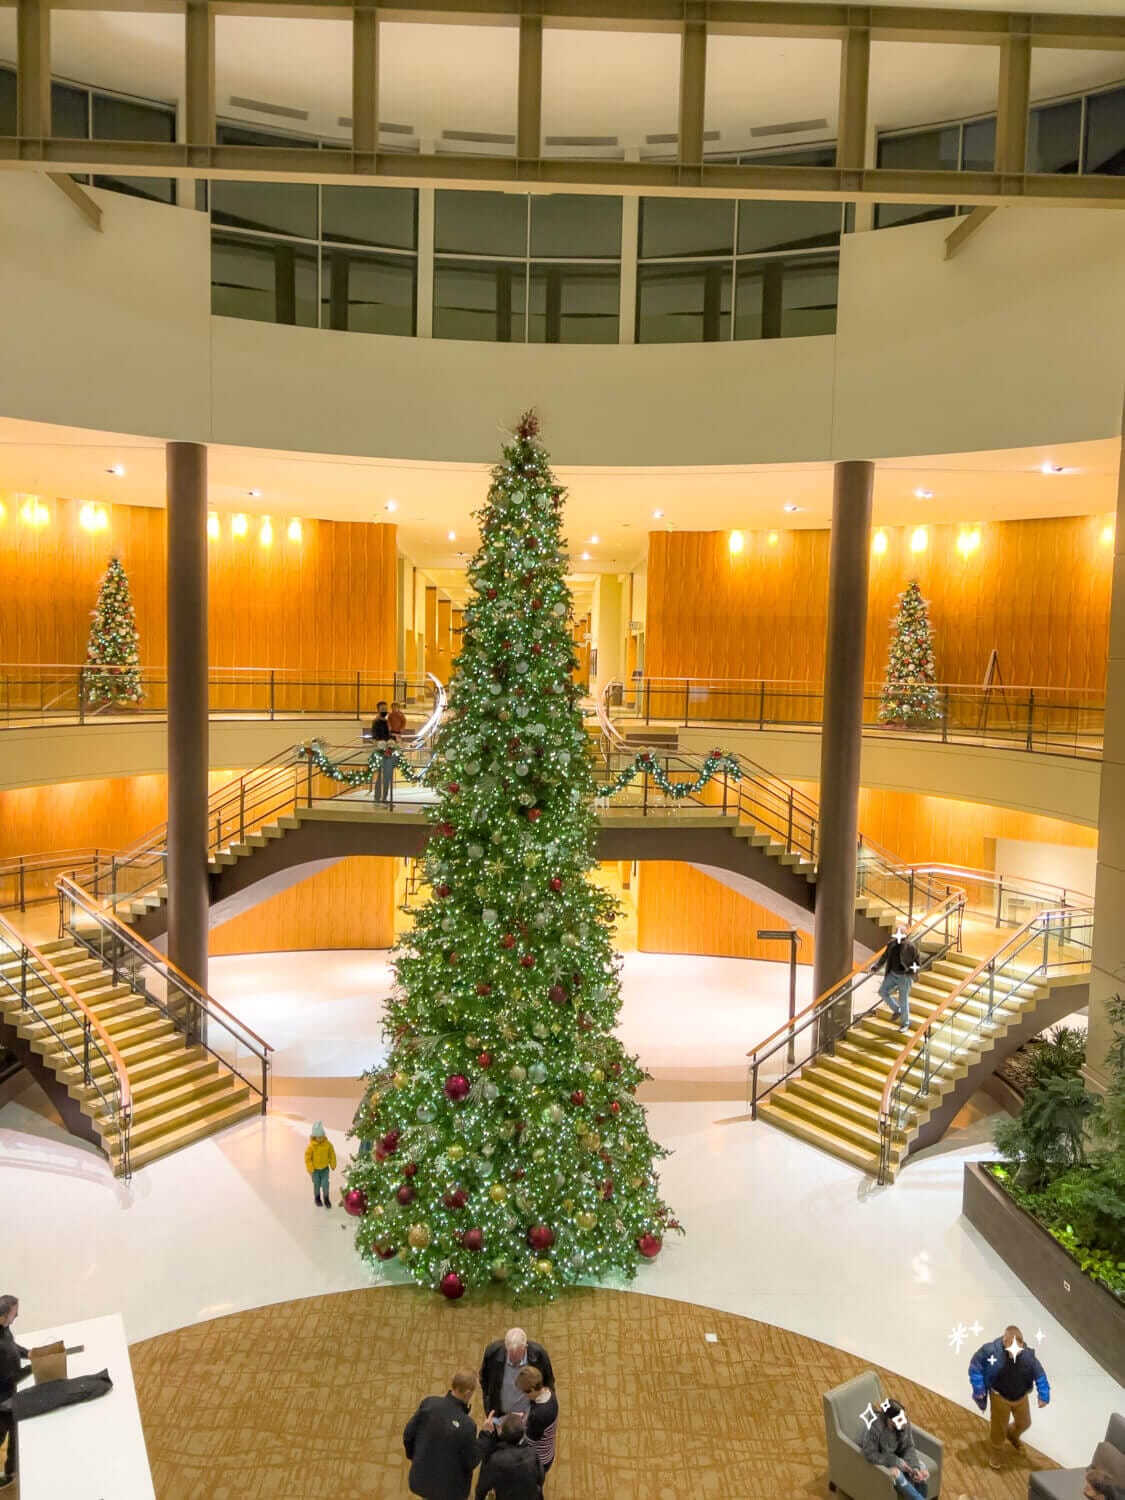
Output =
[{"x1": 515, "y1": 1366, "x2": 558, "y2": 1481}]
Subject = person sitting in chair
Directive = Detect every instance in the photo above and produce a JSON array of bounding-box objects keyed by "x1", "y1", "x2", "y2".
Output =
[{"x1": 861, "y1": 1398, "x2": 930, "y2": 1500}]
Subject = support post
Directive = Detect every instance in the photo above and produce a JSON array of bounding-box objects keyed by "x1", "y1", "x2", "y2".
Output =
[
  {"x1": 813, "y1": 461, "x2": 874, "y2": 1042},
  {"x1": 352, "y1": 1, "x2": 379, "y2": 165},
  {"x1": 184, "y1": 0, "x2": 214, "y2": 162},
  {"x1": 16, "y1": 0, "x2": 51, "y2": 142},
  {"x1": 995, "y1": 30, "x2": 1032, "y2": 179},
  {"x1": 517, "y1": 14, "x2": 543, "y2": 163},
  {"x1": 166, "y1": 442, "x2": 210, "y2": 1019},
  {"x1": 836, "y1": 22, "x2": 871, "y2": 175},
  {"x1": 678, "y1": 17, "x2": 707, "y2": 183}
]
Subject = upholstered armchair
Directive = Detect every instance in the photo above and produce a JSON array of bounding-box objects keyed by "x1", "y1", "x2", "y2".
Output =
[{"x1": 823, "y1": 1370, "x2": 944, "y2": 1499}]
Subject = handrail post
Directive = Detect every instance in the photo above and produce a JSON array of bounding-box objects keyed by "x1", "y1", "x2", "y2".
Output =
[
  {"x1": 261, "y1": 1053, "x2": 269, "y2": 1115},
  {"x1": 239, "y1": 782, "x2": 246, "y2": 844},
  {"x1": 908, "y1": 868, "x2": 915, "y2": 926},
  {"x1": 750, "y1": 1056, "x2": 759, "y2": 1120},
  {"x1": 83, "y1": 1016, "x2": 91, "y2": 1087},
  {"x1": 758, "y1": 679, "x2": 765, "y2": 730},
  {"x1": 1025, "y1": 689, "x2": 1035, "y2": 752},
  {"x1": 996, "y1": 877, "x2": 1003, "y2": 928},
  {"x1": 642, "y1": 764, "x2": 649, "y2": 816},
  {"x1": 683, "y1": 679, "x2": 690, "y2": 727},
  {"x1": 78, "y1": 665, "x2": 86, "y2": 725},
  {"x1": 987, "y1": 960, "x2": 995, "y2": 1021},
  {"x1": 356, "y1": 671, "x2": 361, "y2": 721},
  {"x1": 644, "y1": 680, "x2": 651, "y2": 724},
  {"x1": 922, "y1": 1029, "x2": 931, "y2": 1096},
  {"x1": 721, "y1": 769, "x2": 728, "y2": 816},
  {"x1": 941, "y1": 688, "x2": 948, "y2": 742},
  {"x1": 268, "y1": 669, "x2": 275, "y2": 720},
  {"x1": 18, "y1": 857, "x2": 25, "y2": 914},
  {"x1": 786, "y1": 789, "x2": 793, "y2": 851},
  {"x1": 306, "y1": 751, "x2": 314, "y2": 807}
]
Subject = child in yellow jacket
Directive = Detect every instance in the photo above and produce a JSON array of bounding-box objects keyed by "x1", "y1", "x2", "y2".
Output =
[{"x1": 305, "y1": 1122, "x2": 337, "y2": 1208}]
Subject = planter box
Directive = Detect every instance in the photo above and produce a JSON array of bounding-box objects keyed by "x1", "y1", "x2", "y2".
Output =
[{"x1": 963, "y1": 1162, "x2": 1125, "y2": 1385}]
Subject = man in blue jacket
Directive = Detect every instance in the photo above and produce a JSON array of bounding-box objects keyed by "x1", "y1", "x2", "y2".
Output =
[{"x1": 968, "y1": 1325, "x2": 1050, "y2": 1470}]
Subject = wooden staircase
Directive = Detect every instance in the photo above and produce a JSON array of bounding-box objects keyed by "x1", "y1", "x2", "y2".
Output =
[
  {"x1": 0, "y1": 937, "x2": 261, "y2": 1174},
  {"x1": 756, "y1": 944, "x2": 1082, "y2": 1179}
]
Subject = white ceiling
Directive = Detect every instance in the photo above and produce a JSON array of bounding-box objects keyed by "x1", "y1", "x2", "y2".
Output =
[
  {"x1": 0, "y1": 417, "x2": 1117, "y2": 576},
  {"x1": 0, "y1": 10, "x2": 1120, "y2": 153}
]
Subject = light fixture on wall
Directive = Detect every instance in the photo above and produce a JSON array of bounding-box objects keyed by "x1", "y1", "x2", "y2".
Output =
[
  {"x1": 232, "y1": 513, "x2": 248, "y2": 539},
  {"x1": 0, "y1": 500, "x2": 6, "y2": 524},
  {"x1": 207, "y1": 512, "x2": 220, "y2": 541},
  {"x1": 79, "y1": 502, "x2": 108, "y2": 533},
  {"x1": 911, "y1": 526, "x2": 928, "y2": 554},
  {"x1": 728, "y1": 530, "x2": 744, "y2": 555},
  {"x1": 106, "y1": 464, "x2": 126, "y2": 477},
  {"x1": 872, "y1": 529, "x2": 888, "y2": 555},
  {"x1": 385, "y1": 499, "x2": 399, "y2": 512},
  {"x1": 19, "y1": 496, "x2": 50, "y2": 527},
  {"x1": 287, "y1": 518, "x2": 303, "y2": 543},
  {"x1": 956, "y1": 527, "x2": 981, "y2": 557},
  {"x1": 1102, "y1": 520, "x2": 1116, "y2": 546},
  {"x1": 259, "y1": 516, "x2": 274, "y2": 547},
  {"x1": 767, "y1": 531, "x2": 779, "y2": 546}
]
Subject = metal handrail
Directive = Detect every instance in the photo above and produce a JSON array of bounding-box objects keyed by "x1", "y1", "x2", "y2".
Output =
[
  {"x1": 0, "y1": 910, "x2": 132, "y2": 1173},
  {"x1": 876, "y1": 904, "x2": 1093, "y2": 1183}
]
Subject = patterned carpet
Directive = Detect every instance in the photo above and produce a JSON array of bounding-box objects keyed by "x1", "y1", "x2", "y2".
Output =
[{"x1": 131, "y1": 1285, "x2": 1055, "y2": 1500}]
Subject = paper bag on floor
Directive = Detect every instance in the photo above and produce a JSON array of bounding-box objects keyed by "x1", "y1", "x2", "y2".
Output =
[{"x1": 30, "y1": 1342, "x2": 66, "y2": 1385}]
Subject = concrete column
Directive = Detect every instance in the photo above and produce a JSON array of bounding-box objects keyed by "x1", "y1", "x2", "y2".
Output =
[
  {"x1": 166, "y1": 442, "x2": 210, "y2": 1007},
  {"x1": 591, "y1": 574, "x2": 626, "y2": 692},
  {"x1": 1088, "y1": 401, "x2": 1125, "y2": 1092},
  {"x1": 813, "y1": 460, "x2": 874, "y2": 1014}
]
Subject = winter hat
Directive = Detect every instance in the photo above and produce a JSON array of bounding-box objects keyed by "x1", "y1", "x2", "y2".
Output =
[{"x1": 311, "y1": 1121, "x2": 326, "y2": 1137}]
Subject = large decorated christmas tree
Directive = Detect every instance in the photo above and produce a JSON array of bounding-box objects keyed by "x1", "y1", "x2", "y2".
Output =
[
  {"x1": 878, "y1": 578, "x2": 940, "y2": 727},
  {"x1": 84, "y1": 556, "x2": 144, "y2": 709},
  {"x1": 342, "y1": 413, "x2": 678, "y2": 1299}
]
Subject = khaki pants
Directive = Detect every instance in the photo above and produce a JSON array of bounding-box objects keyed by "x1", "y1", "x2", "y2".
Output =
[{"x1": 989, "y1": 1390, "x2": 1031, "y2": 1461}]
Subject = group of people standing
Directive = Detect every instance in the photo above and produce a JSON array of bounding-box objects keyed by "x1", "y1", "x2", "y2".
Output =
[
  {"x1": 370, "y1": 700, "x2": 408, "y2": 803},
  {"x1": 404, "y1": 1328, "x2": 559, "y2": 1500}
]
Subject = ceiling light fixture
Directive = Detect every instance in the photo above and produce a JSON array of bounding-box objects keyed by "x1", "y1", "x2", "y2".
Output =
[
  {"x1": 872, "y1": 529, "x2": 888, "y2": 556},
  {"x1": 259, "y1": 516, "x2": 274, "y2": 547},
  {"x1": 447, "y1": 530, "x2": 457, "y2": 542},
  {"x1": 652, "y1": 509, "x2": 664, "y2": 519},
  {"x1": 385, "y1": 499, "x2": 399, "y2": 512},
  {"x1": 580, "y1": 551, "x2": 591, "y2": 561},
  {"x1": 248, "y1": 488, "x2": 262, "y2": 499},
  {"x1": 232, "y1": 513, "x2": 248, "y2": 539},
  {"x1": 589, "y1": 535, "x2": 600, "y2": 544},
  {"x1": 914, "y1": 488, "x2": 934, "y2": 500},
  {"x1": 207, "y1": 512, "x2": 220, "y2": 541},
  {"x1": 106, "y1": 464, "x2": 126, "y2": 477},
  {"x1": 287, "y1": 518, "x2": 303, "y2": 543},
  {"x1": 911, "y1": 526, "x2": 928, "y2": 554},
  {"x1": 783, "y1": 504, "x2": 800, "y2": 513},
  {"x1": 1040, "y1": 461, "x2": 1065, "y2": 475},
  {"x1": 729, "y1": 530, "x2": 745, "y2": 555}
]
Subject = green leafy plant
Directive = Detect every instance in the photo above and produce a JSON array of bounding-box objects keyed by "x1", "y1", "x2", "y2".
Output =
[
  {"x1": 993, "y1": 1074, "x2": 1097, "y2": 1190},
  {"x1": 1028, "y1": 1025, "x2": 1088, "y2": 1086}
]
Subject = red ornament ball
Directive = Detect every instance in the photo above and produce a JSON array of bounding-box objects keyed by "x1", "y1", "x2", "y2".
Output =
[
  {"x1": 440, "y1": 822, "x2": 456, "y2": 838},
  {"x1": 637, "y1": 1233, "x2": 663, "y2": 1259},
  {"x1": 525, "y1": 536, "x2": 539, "y2": 550},
  {"x1": 437, "y1": 884, "x2": 451, "y2": 898},
  {"x1": 462, "y1": 1227, "x2": 484, "y2": 1253},
  {"x1": 440, "y1": 1271, "x2": 466, "y2": 1301},
  {"x1": 531, "y1": 643, "x2": 542, "y2": 656},
  {"x1": 502, "y1": 933, "x2": 516, "y2": 950},
  {"x1": 396, "y1": 1184, "x2": 416, "y2": 1206},
  {"x1": 443, "y1": 1188, "x2": 468, "y2": 1210},
  {"x1": 527, "y1": 808, "x2": 542, "y2": 824},
  {"x1": 344, "y1": 1188, "x2": 368, "y2": 1217},
  {"x1": 570, "y1": 1089, "x2": 586, "y2": 1106},
  {"x1": 531, "y1": 597, "x2": 543, "y2": 611},
  {"x1": 373, "y1": 1241, "x2": 398, "y2": 1261},
  {"x1": 549, "y1": 877, "x2": 563, "y2": 892},
  {"x1": 549, "y1": 984, "x2": 568, "y2": 1006},
  {"x1": 610, "y1": 1062, "x2": 622, "y2": 1077},
  {"x1": 610, "y1": 1101, "x2": 621, "y2": 1115},
  {"x1": 447, "y1": 782, "x2": 461, "y2": 795},
  {"x1": 444, "y1": 1073, "x2": 471, "y2": 1102},
  {"x1": 374, "y1": 1144, "x2": 388, "y2": 1163},
  {"x1": 381, "y1": 1131, "x2": 400, "y2": 1154},
  {"x1": 487, "y1": 588, "x2": 497, "y2": 600},
  {"x1": 601, "y1": 1179, "x2": 614, "y2": 1200},
  {"x1": 527, "y1": 1224, "x2": 555, "y2": 1251},
  {"x1": 520, "y1": 954, "x2": 536, "y2": 969},
  {"x1": 448, "y1": 952, "x2": 459, "y2": 966},
  {"x1": 403, "y1": 1161, "x2": 418, "y2": 1178},
  {"x1": 476, "y1": 983, "x2": 492, "y2": 997},
  {"x1": 477, "y1": 1052, "x2": 493, "y2": 1069}
]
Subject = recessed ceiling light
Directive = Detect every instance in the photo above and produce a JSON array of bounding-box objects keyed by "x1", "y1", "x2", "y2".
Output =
[
  {"x1": 580, "y1": 551, "x2": 591, "y2": 561},
  {"x1": 1040, "y1": 462, "x2": 1065, "y2": 475},
  {"x1": 447, "y1": 530, "x2": 456, "y2": 542},
  {"x1": 652, "y1": 509, "x2": 664, "y2": 519},
  {"x1": 106, "y1": 464, "x2": 125, "y2": 477},
  {"x1": 589, "y1": 535, "x2": 600, "y2": 544},
  {"x1": 914, "y1": 488, "x2": 934, "y2": 500},
  {"x1": 385, "y1": 499, "x2": 398, "y2": 512},
  {"x1": 248, "y1": 488, "x2": 262, "y2": 498},
  {"x1": 783, "y1": 504, "x2": 800, "y2": 513}
]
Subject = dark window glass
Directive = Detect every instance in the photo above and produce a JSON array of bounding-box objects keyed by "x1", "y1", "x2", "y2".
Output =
[
  {"x1": 1084, "y1": 86, "x2": 1125, "y2": 176},
  {"x1": 216, "y1": 123, "x2": 318, "y2": 149},
  {"x1": 736, "y1": 257, "x2": 836, "y2": 340},
  {"x1": 874, "y1": 202, "x2": 956, "y2": 230},
  {"x1": 434, "y1": 191, "x2": 527, "y2": 257},
  {"x1": 878, "y1": 126, "x2": 960, "y2": 173},
  {"x1": 92, "y1": 92, "x2": 175, "y2": 203},
  {"x1": 528, "y1": 263, "x2": 619, "y2": 343},
  {"x1": 961, "y1": 115, "x2": 996, "y2": 171},
  {"x1": 322, "y1": 185, "x2": 417, "y2": 249},
  {"x1": 636, "y1": 262, "x2": 731, "y2": 343},
  {"x1": 211, "y1": 231, "x2": 317, "y2": 327},
  {"x1": 741, "y1": 144, "x2": 837, "y2": 168},
  {"x1": 529, "y1": 195, "x2": 622, "y2": 259},
  {"x1": 51, "y1": 82, "x2": 89, "y2": 139},
  {"x1": 843, "y1": 202, "x2": 856, "y2": 235},
  {"x1": 639, "y1": 197, "x2": 734, "y2": 258},
  {"x1": 737, "y1": 199, "x2": 840, "y2": 254},
  {"x1": 432, "y1": 257, "x2": 526, "y2": 342},
  {"x1": 1027, "y1": 98, "x2": 1081, "y2": 174},
  {"x1": 212, "y1": 180, "x2": 317, "y2": 239},
  {"x1": 322, "y1": 248, "x2": 416, "y2": 335},
  {"x1": 0, "y1": 67, "x2": 15, "y2": 137}
]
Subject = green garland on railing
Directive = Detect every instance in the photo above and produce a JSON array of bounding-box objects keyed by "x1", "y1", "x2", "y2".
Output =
[
  {"x1": 595, "y1": 749, "x2": 742, "y2": 799},
  {"x1": 298, "y1": 740, "x2": 430, "y2": 787}
]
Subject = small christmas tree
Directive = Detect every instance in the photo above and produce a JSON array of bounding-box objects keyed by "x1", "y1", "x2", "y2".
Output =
[
  {"x1": 84, "y1": 556, "x2": 144, "y2": 708},
  {"x1": 879, "y1": 579, "x2": 940, "y2": 726},
  {"x1": 341, "y1": 412, "x2": 679, "y2": 1300}
]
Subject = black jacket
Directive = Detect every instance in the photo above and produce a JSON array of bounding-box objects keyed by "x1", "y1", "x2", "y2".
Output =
[
  {"x1": 479, "y1": 1342, "x2": 555, "y2": 1419},
  {"x1": 475, "y1": 1434, "x2": 543, "y2": 1500},
  {"x1": 0, "y1": 1326, "x2": 30, "y2": 1404},
  {"x1": 403, "y1": 1392, "x2": 481, "y2": 1500},
  {"x1": 874, "y1": 935, "x2": 920, "y2": 976},
  {"x1": 372, "y1": 715, "x2": 392, "y2": 742}
]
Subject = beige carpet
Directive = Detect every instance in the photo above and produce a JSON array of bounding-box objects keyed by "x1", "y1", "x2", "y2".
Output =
[{"x1": 131, "y1": 1286, "x2": 1056, "y2": 1500}]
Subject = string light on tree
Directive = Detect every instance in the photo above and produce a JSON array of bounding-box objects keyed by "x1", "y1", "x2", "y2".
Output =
[
  {"x1": 84, "y1": 556, "x2": 144, "y2": 709},
  {"x1": 341, "y1": 410, "x2": 680, "y2": 1299},
  {"x1": 878, "y1": 579, "x2": 940, "y2": 728}
]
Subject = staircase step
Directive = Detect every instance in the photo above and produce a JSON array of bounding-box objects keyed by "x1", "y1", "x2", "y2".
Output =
[
  {"x1": 757, "y1": 1096, "x2": 882, "y2": 1174},
  {"x1": 769, "y1": 1086, "x2": 892, "y2": 1155},
  {"x1": 100, "y1": 1077, "x2": 252, "y2": 1150},
  {"x1": 786, "y1": 1077, "x2": 885, "y2": 1134},
  {"x1": 808, "y1": 1058, "x2": 886, "y2": 1109},
  {"x1": 109, "y1": 1092, "x2": 261, "y2": 1173},
  {"x1": 119, "y1": 1068, "x2": 234, "y2": 1124},
  {"x1": 127, "y1": 1055, "x2": 220, "y2": 1104}
]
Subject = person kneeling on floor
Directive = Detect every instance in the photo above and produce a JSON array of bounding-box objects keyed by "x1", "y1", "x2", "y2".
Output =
[
  {"x1": 305, "y1": 1121, "x2": 337, "y2": 1208},
  {"x1": 861, "y1": 1398, "x2": 931, "y2": 1500}
]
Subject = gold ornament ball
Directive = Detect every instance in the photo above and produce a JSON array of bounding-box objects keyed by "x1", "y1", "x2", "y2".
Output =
[
  {"x1": 372, "y1": 1204, "x2": 385, "y2": 1218},
  {"x1": 576, "y1": 1211, "x2": 597, "y2": 1231},
  {"x1": 534, "y1": 1259, "x2": 554, "y2": 1277},
  {"x1": 367, "y1": 1091, "x2": 382, "y2": 1111},
  {"x1": 621, "y1": 1140, "x2": 633, "y2": 1155},
  {"x1": 582, "y1": 1132, "x2": 601, "y2": 1152},
  {"x1": 447, "y1": 1144, "x2": 465, "y2": 1162},
  {"x1": 489, "y1": 1183, "x2": 508, "y2": 1203},
  {"x1": 407, "y1": 1222, "x2": 432, "y2": 1250},
  {"x1": 592, "y1": 1068, "x2": 605, "y2": 1083},
  {"x1": 563, "y1": 1198, "x2": 574, "y2": 1212},
  {"x1": 392, "y1": 1071, "x2": 408, "y2": 1090},
  {"x1": 465, "y1": 1035, "x2": 481, "y2": 1050},
  {"x1": 490, "y1": 1258, "x2": 510, "y2": 1281},
  {"x1": 397, "y1": 1246, "x2": 410, "y2": 1263},
  {"x1": 630, "y1": 1175, "x2": 645, "y2": 1189}
]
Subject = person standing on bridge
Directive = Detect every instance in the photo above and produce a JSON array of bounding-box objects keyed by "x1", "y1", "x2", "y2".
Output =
[
  {"x1": 873, "y1": 927, "x2": 921, "y2": 1030},
  {"x1": 372, "y1": 701, "x2": 395, "y2": 804}
]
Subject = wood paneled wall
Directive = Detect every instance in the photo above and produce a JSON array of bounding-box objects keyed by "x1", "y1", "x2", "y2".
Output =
[
  {"x1": 0, "y1": 495, "x2": 397, "y2": 675},
  {"x1": 648, "y1": 515, "x2": 1113, "y2": 692},
  {"x1": 635, "y1": 788, "x2": 1096, "y2": 960},
  {"x1": 0, "y1": 772, "x2": 396, "y2": 955}
]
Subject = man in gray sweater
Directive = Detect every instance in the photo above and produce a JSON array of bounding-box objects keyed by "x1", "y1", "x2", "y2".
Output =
[{"x1": 861, "y1": 1399, "x2": 930, "y2": 1500}]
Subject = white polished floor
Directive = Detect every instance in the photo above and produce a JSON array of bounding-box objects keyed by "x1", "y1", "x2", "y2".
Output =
[{"x1": 1, "y1": 947, "x2": 1119, "y2": 1473}]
